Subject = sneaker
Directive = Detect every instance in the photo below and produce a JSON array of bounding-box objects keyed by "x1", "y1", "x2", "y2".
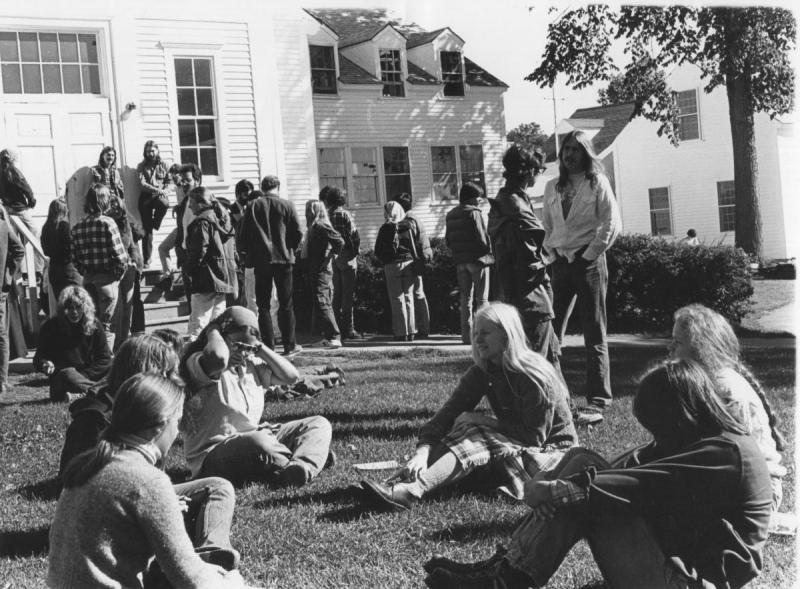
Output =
[
  {"x1": 573, "y1": 406, "x2": 604, "y2": 426},
  {"x1": 361, "y1": 480, "x2": 417, "y2": 511},
  {"x1": 283, "y1": 344, "x2": 303, "y2": 357},
  {"x1": 323, "y1": 338, "x2": 342, "y2": 349}
]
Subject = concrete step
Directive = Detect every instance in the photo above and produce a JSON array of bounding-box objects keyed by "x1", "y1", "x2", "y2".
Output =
[
  {"x1": 144, "y1": 300, "x2": 189, "y2": 322},
  {"x1": 144, "y1": 315, "x2": 189, "y2": 333}
]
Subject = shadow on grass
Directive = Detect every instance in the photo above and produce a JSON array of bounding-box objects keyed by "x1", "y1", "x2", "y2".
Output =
[
  {"x1": 271, "y1": 408, "x2": 435, "y2": 424},
  {"x1": 252, "y1": 484, "x2": 363, "y2": 511},
  {"x1": 18, "y1": 476, "x2": 62, "y2": 501},
  {"x1": 0, "y1": 397, "x2": 54, "y2": 407},
  {"x1": 425, "y1": 518, "x2": 520, "y2": 542},
  {"x1": 17, "y1": 376, "x2": 51, "y2": 388},
  {"x1": 0, "y1": 525, "x2": 50, "y2": 556}
]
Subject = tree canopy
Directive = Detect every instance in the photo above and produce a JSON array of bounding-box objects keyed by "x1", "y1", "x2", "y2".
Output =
[
  {"x1": 506, "y1": 121, "x2": 548, "y2": 152},
  {"x1": 526, "y1": 5, "x2": 796, "y2": 257}
]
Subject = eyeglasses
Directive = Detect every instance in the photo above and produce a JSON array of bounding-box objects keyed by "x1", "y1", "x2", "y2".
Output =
[{"x1": 231, "y1": 341, "x2": 261, "y2": 354}]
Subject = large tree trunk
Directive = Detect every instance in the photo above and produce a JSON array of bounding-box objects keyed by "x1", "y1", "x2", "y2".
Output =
[{"x1": 725, "y1": 64, "x2": 763, "y2": 259}]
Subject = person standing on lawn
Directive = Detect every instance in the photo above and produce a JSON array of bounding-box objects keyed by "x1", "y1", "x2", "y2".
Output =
[
  {"x1": 238, "y1": 176, "x2": 303, "y2": 355},
  {"x1": 489, "y1": 146, "x2": 561, "y2": 375},
  {"x1": 392, "y1": 192, "x2": 432, "y2": 339},
  {"x1": 34, "y1": 285, "x2": 111, "y2": 402},
  {"x1": 50, "y1": 374, "x2": 248, "y2": 588},
  {"x1": 136, "y1": 140, "x2": 171, "y2": 269},
  {"x1": 325, "y1": 186, "x2": 362, "y2": 340},
  {"x1": 41, "y1": 198, "x2": 82, "y2": 313},
  {"x1": 424, "y1": 359, "x2": 771, "y2": 589},
  {"x1": 304, "y1": 200, "x2": 344, "y2": 349},
  {"x1": 542, "y1": 130, "x2": 621, "y2": 426},
  {"x1": 360, "y1": 302, "x2": 577, "y2": 510},
  {"x1": 179, "y1": 306, "x2": 334, "y2": 488},
  {"x1": 446, "y1": 181, "x2": 493, "y2": 345},
  {"x1": 0, "y1": 202, "x2": 24, "y2": 396}
]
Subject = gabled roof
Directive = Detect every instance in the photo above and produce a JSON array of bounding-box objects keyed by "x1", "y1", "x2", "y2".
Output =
[
  {"x1": 306, "y1": 8, "x2": 404, "y2": 48},
  {"x1": 543, "y1": 102, "x2": 637, "y2": 161},
  {"x1": 465, "y1": 57, "x2": 508, "y2": 88},
  {"x1": 406, "y1": 60, "x2": 438, "y2": 85},
  {"x1": 338, "y1": 54, "x2": 381, "y2": 85}
]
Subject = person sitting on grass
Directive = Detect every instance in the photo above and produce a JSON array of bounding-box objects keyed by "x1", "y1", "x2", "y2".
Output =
[
  {"x1": 424, "y1": 359, "x2": 771, "y2": 589},
  {"x1": 360, "y1": 301, "x2": 577, "y2": 510},
  {"x1": 179, "y1": 306, "x2": 335, "y2": 488},
  {"x1": 670, "y1": 304, "x2": 786, "y2": 513},
  {"x1": 49, "y1": 374, "x2": 250, "y2": 588},
  {"x1": 33, "y1": 285, "x2": 111, "y2": 402}
]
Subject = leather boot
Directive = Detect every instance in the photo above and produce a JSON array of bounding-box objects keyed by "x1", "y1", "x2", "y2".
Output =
[
  {"x1": 423, "y1": 544, "x2": 508, "y2": 575},
  {"x1": 425, "y1": 559, "x2": 534, "y2": 589}
]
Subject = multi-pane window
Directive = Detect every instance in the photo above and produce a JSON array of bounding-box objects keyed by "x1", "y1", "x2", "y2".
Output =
[
  {"x1": 648, "y1": 187, "x2": 672, "y2": 236},
  {"x1": 309, "y1": 45, "x2": 337, "y2": 95},
  {"x1": 350, "y1": 147, "x2": 379, "y2": 204},
  {"x1": 431, "y1": 147, "x2": 457, "y2": 199},
  {"x1": 675, "y1": 89, "x2": 699, "y2": 141},
  {"x1": 318, "y1": 147, "x2": 347, "y2": 192},
  {"x1": 430, "y1": 145, "x2": 485, "y2": 200},
  {"x1": 440, "y1": 51, "x2": 464, "y2": 97},
  {"x1": 0, "y1": 31, "x2": 100, "y2": 94},
  {"x1": 717, "y1": 180, "x2": 736, "y2": 232},
  {"x1": 379, "y1": 49, "x2": 404, "y2": 98},
  {"x1": 175, "y1": 57, "x2": 218, "y2": 175},
  {"x1": 383, "y1": 147, "x2": 411, "y2": 200}
]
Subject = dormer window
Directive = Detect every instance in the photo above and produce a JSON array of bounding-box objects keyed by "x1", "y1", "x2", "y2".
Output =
[
  {"x1": 440, "y1": 50, "x2": 464, "y2": 97},
  {"x1": 379, "y1": 49, "x2": 404, "y2": 97},
  {"x1": 309, "y1": 45, "x2": 337, "y2": 95}
]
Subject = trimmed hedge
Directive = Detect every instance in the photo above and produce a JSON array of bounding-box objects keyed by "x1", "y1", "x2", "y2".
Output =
[{"x1": 294, "y1": 233, "x2": 754, "y2": 336}]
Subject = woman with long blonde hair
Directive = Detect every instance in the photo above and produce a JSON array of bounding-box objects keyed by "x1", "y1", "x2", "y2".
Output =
[{"x1": 361, "y1": 302, "x2": 577, "y2": 510}]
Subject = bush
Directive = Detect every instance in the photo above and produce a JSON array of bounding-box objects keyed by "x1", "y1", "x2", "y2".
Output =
[{"x1": 297, "y1": 233, "x2": 754, "y2": 336}]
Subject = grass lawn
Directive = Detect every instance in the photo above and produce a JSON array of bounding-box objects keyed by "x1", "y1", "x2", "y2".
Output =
[{"x1": 0, "y1": 345, "x2": 795, "y2": 588}]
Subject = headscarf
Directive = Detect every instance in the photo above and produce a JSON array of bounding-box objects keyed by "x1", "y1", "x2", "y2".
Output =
[{"x1": 384, "y1": 201, "x2": 405, "y2": 223}]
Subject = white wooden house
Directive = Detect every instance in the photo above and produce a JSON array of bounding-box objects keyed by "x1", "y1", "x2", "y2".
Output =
[{"x1": 536, "y1": 64, "x2": 794, "y2": 261}]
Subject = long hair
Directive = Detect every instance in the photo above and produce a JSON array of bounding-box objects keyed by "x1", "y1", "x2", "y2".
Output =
[
  {"x1": 556, "y1": 130, "x2": 605, "y2": 192},
  {"x1": 471, "y1": 302, "x2": 567, "y2": 407},
  {"x1": 0, "y1": 148, "x2": 24, "y2": 186},
  {"x1": 141, "y1": 140, "x2": 162, "y2": 166},
  {"x1": 96, "y1": 146, "x2": 117, "y2": 169},
  {"x1": 84, "y1": 183, "x2": 112, "y2": 215},
  {"x1": 674, "y1": 304, "x2": 785, "y2": 450},
  {"x1": 61, "y1": 374, "x2": 185, "y2": 488},
  {"x1": 57, "y1": 285, "x2": 96, "y2": 337},
  {"x1": 108, "y1": 334, "x2": 180, "y2": 395},
  {"x1": 305, "y1": 199, "x2": 331, "y2": 228},
  {"x1": 44, "y1": 198, "x2": 69, "y2": 232},
  {"x1": 634, "y1": 359, "x2": 748, "y2": 445}
]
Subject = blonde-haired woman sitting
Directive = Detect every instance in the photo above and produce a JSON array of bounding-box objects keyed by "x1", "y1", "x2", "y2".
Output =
[{"x1": 361, "y1": 302, "x2": 577, "y2": 509}]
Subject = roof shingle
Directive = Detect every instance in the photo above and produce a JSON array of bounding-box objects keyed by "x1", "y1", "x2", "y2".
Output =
[{"x1": 542, "y1": 102, "x2": 636, "y2": 161}]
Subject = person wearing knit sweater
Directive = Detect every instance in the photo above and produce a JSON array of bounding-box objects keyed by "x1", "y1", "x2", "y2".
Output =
[{"x1": 48, "y1": 374, "x2": 251, "y2": 588}]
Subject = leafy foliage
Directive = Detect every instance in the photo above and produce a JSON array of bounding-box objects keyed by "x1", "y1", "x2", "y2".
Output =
[{"x1": 506, "y1": 122, "x2": 549, "y2": 152}]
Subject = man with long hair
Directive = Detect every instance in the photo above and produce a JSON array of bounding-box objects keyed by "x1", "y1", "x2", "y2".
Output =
[{"x1": 542, "y1": 130, "x2": 621, "y2": 426}]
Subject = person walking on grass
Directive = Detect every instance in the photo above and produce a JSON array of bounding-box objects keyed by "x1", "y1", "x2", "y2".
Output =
[
  {"x1": 34, "y1": 285, "x2": 111, "y2": 402},
  {"x1": 392, "y1": 192, "x2": 432, "y2": 339},
  {"x1": 238, "y1": 176, "x2": 303, "y2": 355},
  {"x1": 446, "y1": 182, "x2": 493, "y2": 345},
  {"x1": 325, "y1": 186, "x2": 362, "y2": 340},
  {"x1": 424, "y1": 359, "x2": 771, "y2": 589},
  {"x1": 49, "y1": 374, "x2": 250, "y2": 588},
  {"x1": 542, "y1": 130, "x2": 621, "y2": 426},
  {"x1": 304, "y1": 200, "x2": 344, "y2": 349},
  {"x1": 360, "y1": 302, "x2": 577, "y2": 510},
  {"x1": 184, "y1": 186, "x2": 238, "y2": 339},
  {"x1": 179, "y1": 306, "x2": 334, "y2": 488}
]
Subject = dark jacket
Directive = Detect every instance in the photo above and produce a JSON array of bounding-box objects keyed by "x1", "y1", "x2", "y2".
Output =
[
  {"x1": 445, "y1": 203, "x2": 493, "y2": 266},
  {"x1": 0, "y1": 169, "x2": 35, "y2": 212},
  {"x1": 185, "y1": 206, "x2": 238, "y2": 296},
  {"x1": 41, "y1": 220, "x2": 82, "y2": 291},
  {"x1": 33, "y1": 318, "x2": 111, "y2": 381},
  {"x1": 305, "y1": 222, "x2": 344, "y2": 276},
  {"x1": 0, "y1": 208, "x2": 24, "y2": 292},
  {"x1": 374, "y1": 219, "x2": 418, "y2": 265},
  {"x1": 404, "y1": 210, "x2": 432, "y2": 261},
  {"x1": 577, "y1": 432, "x2": 771, "y2": 589},
  {"x1": 59, "y1": 381, "x2": 112, "y2": 476},
  {"x1": 238, "y1": 193, "x2": 302, "y2": 266}
]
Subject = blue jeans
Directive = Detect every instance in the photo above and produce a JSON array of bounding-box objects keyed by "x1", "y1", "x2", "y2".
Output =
[
  {"x1": 311, "y1": 269, "x2": 339, "y2": 340},
  {"x1": 384, "y1": 260, "x2": 415, "y2": 337},
  {"x1": 412, "y1": 274, "x2": 430, "y2": 335},
  {"x1": 456, "y1": 262, "x2": 489, "y2": 344},
  {"x1": 254, "y1": 263, "x2": 296, "y2": 352},
  {"x1": 82, "y1": 272, "x2": 120, "y2": 351},
  {"x1": 332, "y1": 256, "x2": 357, "y2": 334},
  {"x1": 198, "y1": 417, "x2": 332, "y2": 486},
  {"x1": 551, "y1": 252, "x2": 611, "y2": 407}
]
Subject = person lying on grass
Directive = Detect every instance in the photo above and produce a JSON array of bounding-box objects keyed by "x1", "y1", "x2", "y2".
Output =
[
  {"x1": 670, "y1": 303, "x2": 786, "y2": 514},
  {"x1": 179, "y1": 306, "x2": 335, "y2": 488},
  {"x1": 33, "y1": 285, "x2": 111, "y2": 402},
  {"x1": 423, "y1": 359, "x2": 771, "y2": 589},
  {"x1": 49, "y1": 374, "x2": 254, "y2": 588},
  {"x1": 360, "y1": 301, "x2": 577, "y2": 510}
]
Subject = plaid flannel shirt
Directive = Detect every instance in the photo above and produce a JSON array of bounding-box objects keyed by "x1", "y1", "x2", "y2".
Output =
[
  {"x1": 329, "y1": 207, "x2": 359, "y2": 256},
  {"x1": 71, "y1": 214, "x2": 128, "y2": 278}
]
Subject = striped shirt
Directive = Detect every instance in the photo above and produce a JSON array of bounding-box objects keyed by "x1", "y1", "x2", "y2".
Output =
[{"x1": 71, "y1": 214, "x2": 128, "y2": 278}]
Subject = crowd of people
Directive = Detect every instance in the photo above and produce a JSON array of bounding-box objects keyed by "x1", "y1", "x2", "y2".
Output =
[{"x1": 0, "y1": 134, "x2": 788, "y2": 588}]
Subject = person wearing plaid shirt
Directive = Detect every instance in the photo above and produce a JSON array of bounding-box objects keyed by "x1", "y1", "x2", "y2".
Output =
[
  {"x1": 325, "y1": 187, "x2": 361, "y2": 339},
  {"x1": 71, "y1": 183, "x2": 128, "y2": 349}
]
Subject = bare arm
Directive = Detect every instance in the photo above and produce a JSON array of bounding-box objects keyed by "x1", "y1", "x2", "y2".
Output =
[{"x1": 254, "y1": 343, "x2": 299, "y2": 386}]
